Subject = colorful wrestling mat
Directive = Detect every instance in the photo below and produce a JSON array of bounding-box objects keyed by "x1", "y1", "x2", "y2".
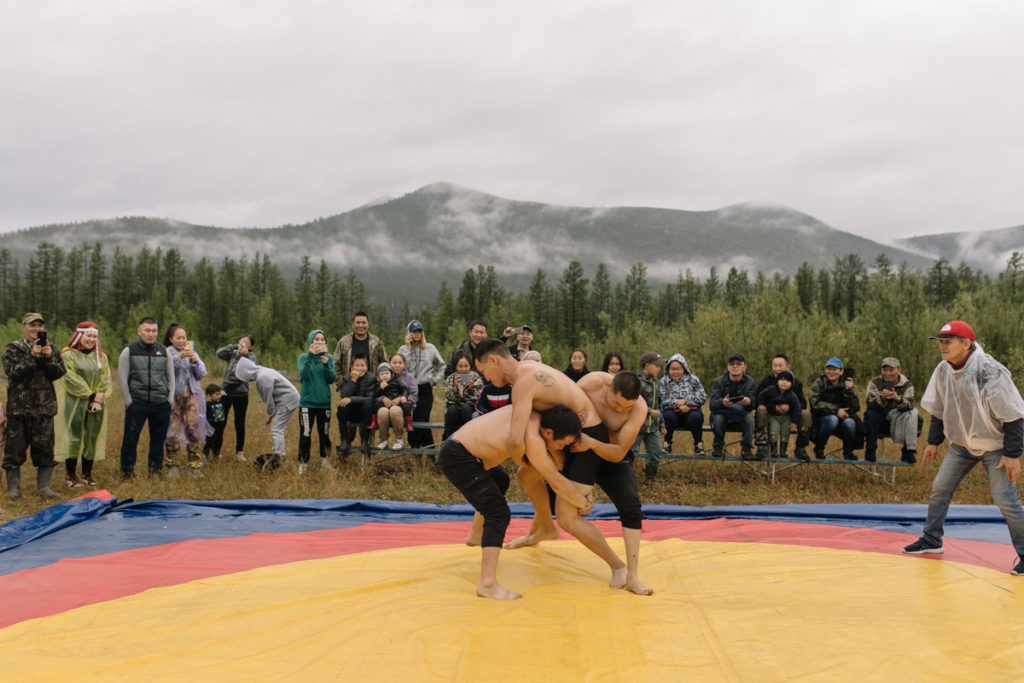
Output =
[{"x1": 2, "y1": 493, "x2": 1023, "y2": 681}]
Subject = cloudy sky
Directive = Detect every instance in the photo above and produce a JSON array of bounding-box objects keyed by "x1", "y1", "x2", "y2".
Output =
[{"x1": 2, "y1": 1, "x2": 1022, "y2": 241}]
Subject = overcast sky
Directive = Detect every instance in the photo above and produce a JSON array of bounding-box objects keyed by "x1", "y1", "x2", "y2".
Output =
[{"x1": 2, "y1": 1, "x2": 1022, "y2": 241}]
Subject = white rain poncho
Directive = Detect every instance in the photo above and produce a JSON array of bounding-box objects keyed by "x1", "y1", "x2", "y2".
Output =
[{"x1": 920, "y1": 343, "x2": 1024, "y2": 456}]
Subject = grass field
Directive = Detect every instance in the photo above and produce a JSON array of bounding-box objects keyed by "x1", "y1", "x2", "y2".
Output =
[{"x1": 0, "y1": 376, "x2": 1000, "y2": 525}]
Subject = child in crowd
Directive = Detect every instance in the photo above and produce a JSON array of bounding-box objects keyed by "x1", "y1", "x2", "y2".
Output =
[
  {"x1": 297, "y1": 329, "x2": 336, "y2": 474},
  {"x1": 337, "y1": 353, "x2": 376, "y2": 456},
  {"x1": 635, "y1": 351, "x2": 666, "y2": 480},
  {"x1": 233, "y1": 357, "x2": 300, "y2": 469},
  {"x1": 374, "y1": 362, "x2": 410, "y2": 450},
  {"x1": 203, "y1": 384, "x2": 226, "y2": 460},
  {"x1": 756, "y1": 370, "x2": 805, "y2": 460},
  {"x1": 443, "y1": 351, "x2": 483, "y2": 439}
]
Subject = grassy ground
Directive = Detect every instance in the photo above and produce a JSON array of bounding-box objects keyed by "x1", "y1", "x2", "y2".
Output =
[{"x1": 0, "y1": 377, "x2": 1001, "y2": 524}]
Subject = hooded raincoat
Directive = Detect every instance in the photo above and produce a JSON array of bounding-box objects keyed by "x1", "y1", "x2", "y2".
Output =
[{"x1": 56, "y1": 344, "x2": 112, "y2": 461}]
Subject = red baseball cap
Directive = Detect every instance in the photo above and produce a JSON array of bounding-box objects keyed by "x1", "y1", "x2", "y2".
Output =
[{"x1": 930, "y1": 320, "x2": 975, "y2": 341}]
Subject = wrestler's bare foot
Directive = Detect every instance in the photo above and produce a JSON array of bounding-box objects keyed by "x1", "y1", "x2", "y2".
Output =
[
  {"x1": 610, "y1": 566, "x2": 628, "y2": 589},
  {"x1": 504, "y1": 526, "x2": 559, "y2": 550},
  {"x1": 465, "y1": 530, "x2": 482, "y2": 547},
  {"x1": 477, "y1": 582, "x2": 523, "y2": 600},
  {"x1": 623, "y1": 575, "x2": 654, "y2": 596}
]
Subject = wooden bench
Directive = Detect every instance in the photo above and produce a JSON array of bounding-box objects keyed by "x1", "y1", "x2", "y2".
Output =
[{"x1": 637, "y1": 425, "x2": 914, "y2": 485}]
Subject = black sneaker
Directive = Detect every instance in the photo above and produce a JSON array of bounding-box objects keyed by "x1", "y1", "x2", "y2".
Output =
[
  {"x1": 741, "y1": 446, "x2": 754, "y2": 460},
  {"x1": 814, "y1": 447, "x2": 826, "y2": 460},
  {"x1": 711, "y1": 445, "x2": 725, "y2": 458},
  {"x1": 903, "y1": 538, "x2": 944, "y2": 555},
  {"x1": 794, "y1": 448, "x2": 810, "y2": 462},
  {"x1": 1012, "y1": 558, "x2": 1024, "y2": 576},
  {"x1": 902, "y1": 450, "x2": 917, "y2": 464},
  {"x1": 755, "y1": 445, "x2": 768, "y2": 460},
  {"x1": 694, "y1": 443, "x2": 706, "y2": 455}
]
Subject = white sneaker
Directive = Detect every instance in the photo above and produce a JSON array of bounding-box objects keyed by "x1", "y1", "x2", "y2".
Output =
[
  {"x1": 297, "y1": 463, "x2": 307, "y2": 475},
  {"x1": 376, "y1": 440, "x2": 388, "y2": 449},
  {"x1": 391, "y1": 439, "x2": 404, "y2": 450},
  {"x1": 235, "y1": 451, "x2": 247, "y2": 462},
  {"x1": 320, "y1": 457, "x2": 336, "y2": 471}
]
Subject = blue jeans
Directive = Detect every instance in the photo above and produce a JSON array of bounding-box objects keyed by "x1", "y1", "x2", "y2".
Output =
[
  {"x1": 922, "y1": 443, "x2": 1024, "y2": 556},
  {"x1": 814, "y1": 414, "x2": 856, "y2": 450},
  {"x1": 120, "y1": 401, "x2": 171, "y2": 475},
  {"x1": 711, "y1": 405, "x2": 754, "y2": 448}
]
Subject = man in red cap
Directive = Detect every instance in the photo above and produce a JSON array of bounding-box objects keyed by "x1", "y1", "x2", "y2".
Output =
[{"x1": 903, "y1": 321, "x2": 1024, "y2": 575}]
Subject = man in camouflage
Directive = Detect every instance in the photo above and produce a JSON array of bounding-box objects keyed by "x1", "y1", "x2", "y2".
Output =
[{"x1": 3, "y1": 312, "x2": 67, "y2": 499}]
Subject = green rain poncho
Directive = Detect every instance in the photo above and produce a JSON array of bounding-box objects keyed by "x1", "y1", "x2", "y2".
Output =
[{"x1": 56, "y1": 346, "x2": 112, "y2": 462}]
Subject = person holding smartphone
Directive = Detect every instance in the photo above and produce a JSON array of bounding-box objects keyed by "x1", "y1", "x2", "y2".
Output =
[
  {"x1": 442, "y1": 351, "x2": 483, "y2": 439},
  {"x1": 2, "y1": 312, "x2": 67, "y2": 499},
  {"x1": 864, "y1": 357, "x2": 919, "y2": 463},
  {"x1": 163, "y1": 323, "x2": 211, "y2": 477},
  {"x1": 809, "y1": 357, "x2": 861, "y2": 460}
]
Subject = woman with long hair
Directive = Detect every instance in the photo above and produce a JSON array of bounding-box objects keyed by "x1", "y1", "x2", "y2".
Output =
[{"x1": 56, "y1": 322, "x2": 112, "y2": 487}]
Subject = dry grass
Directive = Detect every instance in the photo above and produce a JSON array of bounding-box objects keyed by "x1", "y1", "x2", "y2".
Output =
[{"x1": 0, "y1": 378, "x2": 1002, "y2": 524}]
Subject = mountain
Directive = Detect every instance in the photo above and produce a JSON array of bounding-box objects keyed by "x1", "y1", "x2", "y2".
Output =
[
  {"x1": 895, "y1": 224, "x2": 1024, "y2": 274},
  {"x1": 0, "y1": 182, "x2": 937, "y2": 303}
]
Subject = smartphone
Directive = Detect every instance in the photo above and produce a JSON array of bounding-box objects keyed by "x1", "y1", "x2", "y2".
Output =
[
  {"x1": 510, "y1": 326, "x2": 524, "y2": 335},
  {"x1": 187, "y1": 340, "x2": 194, "y2": 352},
  {"x1": 883, "y1": 380, "x2": 894, "y2": 390},
  {"x1": 36, "y1": 331, "x2": 47, "y2": 347},
  {"x1": 842, "y1": 367, "x2": 856, "y2": 381},
  {"x1": 458, "y1": 373, "x2": 473, "y2": 383}
]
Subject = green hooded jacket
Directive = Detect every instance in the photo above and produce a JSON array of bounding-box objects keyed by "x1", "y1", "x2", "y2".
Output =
[{"x1": 298, "y1": 329, "x2": 336, "y2": 409}]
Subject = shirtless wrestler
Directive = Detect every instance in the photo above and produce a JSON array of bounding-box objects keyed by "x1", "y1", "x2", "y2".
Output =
[
  {"x1": 474, "y1": 339, "x2": 652, "y2": 595},
  {"x1": 438, "y1": 404, "x2": 589, "y2": 600}
]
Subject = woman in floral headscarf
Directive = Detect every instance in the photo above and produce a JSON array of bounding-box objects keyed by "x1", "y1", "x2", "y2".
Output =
[{"x1": 56, "y1": 322, "x2": 112, "y2": 487}]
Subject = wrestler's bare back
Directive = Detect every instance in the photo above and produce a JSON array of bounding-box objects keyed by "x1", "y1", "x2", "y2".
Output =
[
  {"x1": 451, "y1": 406, "x2": 525, "y2": 468},
  {"x1": 513, "y1": 361, "x2": 600, "y2": 428}
]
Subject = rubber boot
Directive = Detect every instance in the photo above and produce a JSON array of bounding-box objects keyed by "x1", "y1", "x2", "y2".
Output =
[
  {"x1": 769, "y1": 442, "x2": 778, "y2": 459},
  {"x1": 81, "y1": 458, "x2": 96, "y2": 486},
  {"x1": 37, "y1": 466, "x2": 60, "y2": 499},
  {"x1": 6, "y1": 468, "x2": 21, "y2": 500},
  {"x1": 359, "y1": 426, "x2": 372, "y2": 457},
  {"x1": 186, "y1": 444, "x2": 204, "y2": 476}
]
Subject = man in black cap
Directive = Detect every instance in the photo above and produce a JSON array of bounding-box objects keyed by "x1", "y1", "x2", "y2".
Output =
[
  {"x1": 3, "y1": 312, "x2": 67, "y2": 499},
  {"x1": 501, "y1": 324, "x2": 534, "y2": 361},
  {"x1": 709, "y1": 353, "x2": 757, "y2": 458}
]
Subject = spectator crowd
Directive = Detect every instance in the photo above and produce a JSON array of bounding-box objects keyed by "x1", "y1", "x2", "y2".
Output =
[{"x1": 8, "y1": 310, "x2": 1019, "y2": 495}]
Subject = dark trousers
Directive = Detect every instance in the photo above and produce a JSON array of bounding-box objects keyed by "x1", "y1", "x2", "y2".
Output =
[
  {"x1": 2, "y1": 414, "x2": 56, "y2": 469},
  {"x1": 337, "y1": 399, "x2": 374, "y2": 439},
  {"x1": 439, "y1": 439, "x2": 511, "y2": 548},
  {"x1": 663, "y1": 408, "x2": 704, "y2": 447},
  {"x1": 863, "y1": 407, "x2": 892, "y2": 457},
  {"x1": 120, "y1": 401, "x2": 171, "y2": 475},
  {"x1": 204, "y1": 421, "x2": 226, "y2": 456},
  {"x1": 221, "y1": 394, "x2": 249, "y2": 453},
  {"x1": 298, "y1": 407, "x2": 331, "y2": 463},
  {"x1": 443, "y1": 403, "x2": 474, "y2": 440},
  {"x1": 409, "y1": 382, "x2": 436, "y2": 447}
]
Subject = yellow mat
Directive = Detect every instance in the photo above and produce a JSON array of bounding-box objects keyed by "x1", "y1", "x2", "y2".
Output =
[{"x1": 2, "y1": 539, "x2": 1022, "y2": 681}]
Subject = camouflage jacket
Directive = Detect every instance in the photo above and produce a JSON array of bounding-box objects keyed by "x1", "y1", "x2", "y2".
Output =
[{"x1": 2, "y1": 338, "x2": 67, "y2": 417}]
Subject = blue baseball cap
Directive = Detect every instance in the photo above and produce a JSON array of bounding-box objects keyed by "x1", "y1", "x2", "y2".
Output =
[{"x1": 825, "y1": 357, "x2": 844, "y2": 369}]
